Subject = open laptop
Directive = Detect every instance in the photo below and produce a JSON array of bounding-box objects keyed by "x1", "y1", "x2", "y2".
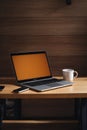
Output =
[{"x1": 11, "y1": 51, "x2": 73, "y2": 92}]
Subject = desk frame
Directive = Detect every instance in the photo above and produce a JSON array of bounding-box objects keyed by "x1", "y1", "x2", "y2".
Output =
[{"x1": 1, "y1": 99, "x2": 87, "y2": 130}]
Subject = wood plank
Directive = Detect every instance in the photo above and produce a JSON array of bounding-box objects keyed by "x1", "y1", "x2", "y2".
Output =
[
  {"x1": 0, "y1": 34, "x2": 86, "y2": 77},
  {"x1": 0, "y1": 0, "x2": 87, "y2": 17},
  {"x1": 3, "y1": 119, "x2": 79, "y2": 124},
  {"x1": 1, "y1": 17, "x2": 87, "y2": 35},
  {"x1": 0, "y1": 35, "x2": 87, "y2": 56},
  {"x1": 21, "y1": 99, "x2": 74, "y2": 119},
  {"x1": 0, "y1": 77, "x2": 87, "y2": 99},
  {"x1": 3, "y1": 122, "x2": 78, "y2": 130},
  {"x1": 49, "y1": 56, "x2": 87, "y2": 76}
]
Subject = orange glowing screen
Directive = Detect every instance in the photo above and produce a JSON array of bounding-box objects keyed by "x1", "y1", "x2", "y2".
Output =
[{"x1": 12, "y1": 53, "x2": 51, "y2": 81}]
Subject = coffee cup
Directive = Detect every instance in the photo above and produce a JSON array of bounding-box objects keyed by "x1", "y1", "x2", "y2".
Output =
[{"x1": 62, "y1": 69, "x2": 78, "y2": 82}]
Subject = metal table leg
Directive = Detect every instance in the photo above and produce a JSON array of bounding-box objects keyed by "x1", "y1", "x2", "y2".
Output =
[
  {"x1": 75, "y1": 99, "x2": 82, "y2": 130},
  {"x1": 75, "y1": 98, "x2": 87, "y2": 130},
  {"x1": 0, "y1": 100, "x2": 5, "y2": 130},
  {"x1": 81, "y1": 98, "x2": 87, "y2": 130}
]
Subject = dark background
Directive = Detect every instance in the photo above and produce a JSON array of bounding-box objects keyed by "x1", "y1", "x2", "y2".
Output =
[{"x1": 0, "y1": 0, "x2": 87, "y2": 77}]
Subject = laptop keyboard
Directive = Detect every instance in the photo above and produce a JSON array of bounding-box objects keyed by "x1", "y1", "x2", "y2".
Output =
[{"x1": 25, "y1": 78, "x2": 61, "y2": 86}]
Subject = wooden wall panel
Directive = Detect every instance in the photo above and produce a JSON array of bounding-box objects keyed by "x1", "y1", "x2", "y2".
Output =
[
  {"x1": 0, "y1": 0, "x2": 87, "y2": 77},
  {"x1": 0, "y1": 0, "x2": 87, "y2": 17},
  {"x1": 0, "y1": 35, "x2": 87, "y2": 56},
  {"x1": 0, "y1": 35, "x2": 87, "y2": 76},
  {"x1": 1, "y1": 17, "x2": 87, "y2": 35},
  {"x1": 0, "y1": 55, "x2": 86, "y2": 77}
]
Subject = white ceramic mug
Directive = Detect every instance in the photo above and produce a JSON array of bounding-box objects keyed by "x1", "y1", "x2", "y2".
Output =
[{"x1": 62, "y1": 69, "x2": 78, "y2": 82}]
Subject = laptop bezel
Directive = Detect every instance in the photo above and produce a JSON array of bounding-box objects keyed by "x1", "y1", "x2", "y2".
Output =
[{"x1": 10, "y1": 51, "x2": 52, "y2": 84}]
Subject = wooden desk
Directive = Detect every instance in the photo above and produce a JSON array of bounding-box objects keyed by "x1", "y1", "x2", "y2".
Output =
[{"x1": 0, "y1": 77, "x2": 87, "y2": 130}]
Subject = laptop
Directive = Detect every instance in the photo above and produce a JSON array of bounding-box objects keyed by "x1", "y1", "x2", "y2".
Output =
[{"x1": 11, "y1": 51, "x2": 73, "y2": 92}]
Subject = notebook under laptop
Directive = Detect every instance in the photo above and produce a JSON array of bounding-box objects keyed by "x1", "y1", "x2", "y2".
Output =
[{"x1": 11, "y1": 51, "x2": 73, "y2": 92}]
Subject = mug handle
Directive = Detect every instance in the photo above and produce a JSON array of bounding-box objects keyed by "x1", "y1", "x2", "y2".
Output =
[{"x1": 74, "y1": 71, "x2": 78, "y2": 79}]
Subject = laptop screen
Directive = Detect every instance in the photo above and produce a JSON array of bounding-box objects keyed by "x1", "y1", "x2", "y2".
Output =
[{"x1": 11, "y1": 51, "x2": 51, "y2": 82}]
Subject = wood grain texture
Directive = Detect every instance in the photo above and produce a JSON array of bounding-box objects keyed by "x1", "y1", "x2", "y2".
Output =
[
  {"x1": 3, "y1": 122, "x2": 78, "y2": 130},
  {"x1": 0, "y1": 0, "x2": 87, "y2": 17},
  {"x1": 0, "y1": 77, "x2": 87, "y2": 99},
  {"x1": 0, "y1": 35, "x2": 87, "y2": 56},
  {"x1": 0, "y1": 17, "x2": 87, "y2": 35},
  {"x1": 21, "y1": 99, "x2": 74, "y2": 119},
  {"x1": 0, "y1": 0, "x2": 87, "y2": 77},
  {"x1": 0, "y1": 35, "x2": 87, "y2": 76},
  {"x1": 0, "y1": 55, "x2": 86, "y2": 77}
]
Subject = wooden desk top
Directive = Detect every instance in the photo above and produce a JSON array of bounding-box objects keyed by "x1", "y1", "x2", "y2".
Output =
[{"x1": 0, "y1": 77, "x2": 87, "y2": 99}]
